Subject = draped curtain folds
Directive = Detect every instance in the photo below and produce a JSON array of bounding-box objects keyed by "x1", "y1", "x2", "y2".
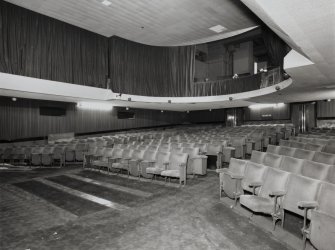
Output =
[
  {"x1": 262, "y1": 27, "x2": 291, "y2": 70},
  {"x1": 0, "y1": 1, "x2": 108, "y2": 87},
  {"x1": 109, "y1": 37, "x2": 196, "y2": 97}
]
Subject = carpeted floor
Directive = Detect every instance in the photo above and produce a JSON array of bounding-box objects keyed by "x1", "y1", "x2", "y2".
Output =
[{"x1": 0, "y1": 167, "x2": 293, "y2": 250}]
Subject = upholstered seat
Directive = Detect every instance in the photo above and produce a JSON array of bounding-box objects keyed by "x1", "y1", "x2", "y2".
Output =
[
  {"x1": 241, "y1": 161, "x2": 268, "y2": 194},
  {"x1": 146, "y1": 151, "x2": 171, "y2": 176},
  {"x1": 161, "y1": 152, "x2": 188, "y2": 185},
  {"x1": 182, "y1": 147, "x2": 207, "y2": 175},
  {"x1": 262, "y1": 153, "x2": 283, "y2": 169},
  {"x1": 279, "y1": 156, "x2": 304, "y2": 174},
  {"x1": 313, "y1": 151, "x2": 335, "y2": 165},
  {"x1": 301, "y1": 160, "x2": 331, "y2": 181},
  {"x1": 240, "y1": 195, "x2": 274, "y2": 214},
  {"x1": 267, "y1": 145, "x2": 279, "y2": 154},
  {"x1": 293, "y1": 148, "x2": 315, "y2": 161},
  {"x1": 250, "y1": 150, "x2": 266, "y2": 164}
]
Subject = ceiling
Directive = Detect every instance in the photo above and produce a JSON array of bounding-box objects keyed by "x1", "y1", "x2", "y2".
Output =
[
  {"x1": 4, "y1": 0, "x2": 259, "y2": 46},
  {"x1": 242, "y1": 0, "x2": 335, "y2": 103},
  {"x1": 1, "y1": 0, "x2": 334, "y2": 109}
]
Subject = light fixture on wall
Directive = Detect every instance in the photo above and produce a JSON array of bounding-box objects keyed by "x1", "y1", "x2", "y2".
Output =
[
  {"x1": 12, "y1": 97, "x2": 17, "y2": 102},
  {"x1": 249, "y1": 103, "x2": 284, "y2": 109},
  {"x1": 77, "y1": 102, "x2": 113, "y2": 111},
  {"x1": 127, "y1": 97, "x2": 131, "y2": 101},
  {"x1": 229, "y1": 97, "x2": 233, "y2": 101},
  {"x1": 126, "y1": 107, "x2": 129, "y2": 110},
  {"x1": 209, "y1": 109, "x2": 212, "y2": 112},
  {"x1": 275, "y1": 86, "x2": 281, "y2": 91},
  {"x1": 168, "y1": 100, "x2": 171, "y2": 104},
  {"x1": 161, "y1": 110, "x2": 164, "y2": 113}
]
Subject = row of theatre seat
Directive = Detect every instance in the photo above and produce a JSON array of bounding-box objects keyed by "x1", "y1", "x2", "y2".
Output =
[
  {"x1": 0, "y1": 123, "x2": 294, "y2": 167},
  {"x1": 85, "y1": 146, "x2": 205, "y2": 185},
  {"x1": 218, "y1": 156, "x2": 335, "y2": 250},
  {"x1": 283, "y1": 137, "x2": 335, "y2": 154}
]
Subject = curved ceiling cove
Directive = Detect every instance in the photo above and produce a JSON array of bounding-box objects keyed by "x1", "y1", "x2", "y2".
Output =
[{"x1": 4, "y1": 0, "x2": 259, "y2": 46}]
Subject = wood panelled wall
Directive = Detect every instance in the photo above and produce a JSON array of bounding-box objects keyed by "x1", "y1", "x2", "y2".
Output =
[
  {"x1": 0, "y1": 1, "x2": 108, "y2": 88},
  {"x1": 243, "y1": 104, "x2": 290, "y2": 121},
  {"x1": 0, "y1": 98, "x2": 185, "y2": 141},
  {"x1": 317, "y1": 100, "x2": 335, "y2": 118}
]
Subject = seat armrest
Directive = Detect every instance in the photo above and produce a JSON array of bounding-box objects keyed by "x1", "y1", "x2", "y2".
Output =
[
  {"x1": 216, "y1": 168, "x2": 228, "y2": 173},
  {"x1": 225, "y1": 171, "x2": 244, "y2": 179},
  {"x1": 179, "y1": 163, "x2": 186, "y2": 168},
  {"x1": 269, "y1": 190, "x2": 286, "y2": 197},
  {"x1": 190, "y1": 155, "x2": 208, "y2": 160},
  {"x1": 249, "y1": 181, "x2": 262, "y2": 188},
  {"x1": 298, "y1": 201, "x2": 319, "y2": 209},
  {"x1": 249, "y1": 181, "x2": 263, "y2": 195}
]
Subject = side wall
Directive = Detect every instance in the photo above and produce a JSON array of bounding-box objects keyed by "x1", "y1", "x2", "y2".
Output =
[{"x1": 0, "y1": 98, "x2": 186, "y2": 141}]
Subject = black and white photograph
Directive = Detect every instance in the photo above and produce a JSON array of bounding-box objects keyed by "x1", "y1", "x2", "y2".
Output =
[{"x1": 0, "y1": 0, "x2": 334, "y2": 249}]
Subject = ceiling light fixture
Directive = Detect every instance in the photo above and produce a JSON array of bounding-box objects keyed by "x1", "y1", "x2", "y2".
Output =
[
  {"x1": 209, "y1": 25, "x2": 227, "y2": 33},
  {"x1": 101, "y1": 0, "x2": 112, "y2": 6},
  {"x1": 12, "y1": 97, "x2": 17, "y2": 101}
]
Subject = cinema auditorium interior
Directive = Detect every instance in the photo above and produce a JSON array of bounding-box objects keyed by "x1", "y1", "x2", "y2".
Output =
[{"x1": 0, "y1": 0, "x2": 334, "y2": 249}]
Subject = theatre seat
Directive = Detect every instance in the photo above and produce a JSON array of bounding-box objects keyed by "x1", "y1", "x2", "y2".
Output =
[
  {"x1": 182, "y1": 147, "x2": 207, "y2": 175},
  {"x1": 290, "y1": 141, "x2": 305, "y2": 149},
  {"x1": 279, "y1": 156, "x2": 304, "y2": 174},
  {"x1": 301, "y1": 161, "x2": 331, "y2": 181},
  {"x1": 279, "y1": 140, "x2": 291, "y2": 147},
  {"x1": 128, "y1": 149, "x2": 145, "y2": 177},
  {"x1": 327, "y1": 166, "x2": 335, "y2": 184},
  {"x1": 279, "y1": 175, "x2": 321, "y2": 229},
  {"x1": 313, "y1": 152, "x2": 335, "y2": 165},
  {"x1": 267, "y1": 145, "x2": 279, "y2": 154},
  {"x1": 300, "y1": 182, "x2": 335, "y2": 250},
  {"x1": 206, "y1": 144, "x2": 223, "y2": 168},
  {"x1": 31, "y1": 147, "x2": 44, "y2": 166},
  {"x1": 242, "y1": 161, "x2": 268, "y2": 194},
  {"x1": 277, "y1": 146, "x2": 296, "y2": 157},
  {"x1": 92, "y1": 148, "x2": 114, "y2": 171},
  {"x1": 161, "y1": 152, "x2": 189, "y2": 186},
  {"x1": 263, "y1": 153, "x2": 283, "y2": 169},
  {"x1": 41, "y1": 147, "x2": 55, "y2": 166},
  {"x1": 304, "y1": 143, "x2": 324, "y2": 152},
  {"x1": 138, "y1": 150, "x2": 157, "y2": 178},
  {"x1": 171, "y1": 147, "x2": 184, "y2": 153},
  {"x1": 218, "y1": 158, "x2": 247, "y2": 203},
  {"x1": 250, "y1": 150, "x2": 266, "y2": 164},
  {"x1": 146, "y1": 151, "x2": 171, "y2": 177},
  {"x1": 111, "y1": 148, "x2": 134, "y2": 175},
  {"x1": 240, "y1": 168, "x2": 290, "y2": 228},
  {"x1": 293, "y1": 148, "x2": 315, "y2": 161}
]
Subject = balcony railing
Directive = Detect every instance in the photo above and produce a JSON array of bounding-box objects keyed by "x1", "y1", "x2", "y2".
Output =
[{"x1": 192, "y1": 67, "x2": 282, "y2": 96}]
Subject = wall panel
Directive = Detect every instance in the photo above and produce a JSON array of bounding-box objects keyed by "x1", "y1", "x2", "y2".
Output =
[
  {"x1": 0, "y1": 98, "x2": 185, "y2": 141},
  {"x1": 244, "y1": 104, "x2": 290, "y2": 121},
  {"x1": 317, "y1": 100, "x2": 335, "y2": 118}
]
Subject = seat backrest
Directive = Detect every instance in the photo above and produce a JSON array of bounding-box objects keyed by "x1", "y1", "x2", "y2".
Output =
[
  {"x1": 143, "y1": 150, "x2": 157, "y2": 162},
  {"x1": 181, "y1": 142, "x2": 195, "y2": 148},
  {"x1": 155, "y1": 151, "x2": 171, "y2": 167},
  {"x1": 250, "y1": 150, "x2": 266, "y2": 164},
  {"x1": 170, "y1": 143, "x2": 181, "y2": 148},
  {"x1": 263, "y1": 153, "x2": 283, "y2": 168},
  {"x1": 228, "y1": 158, "x2": 247, "y2": 176},
  {"x1": 279, "y1": 140, "x2": 291, "y2": 147},
  {"x1": 158, "y1": 146, "x2": 170, "y2": 153},
  {"x1": 293, "y1": 148, "x2": 315, "y2": 161},
  {"x1": 94, "y1": 147, "x2": 106, "y2": 157},
  {"x1": 103, "y1": 148, "x2": 114, "y2": 158},
  {"x1": 267, "y1": 145, "x2": 279, "y2": 154},
  {"x1": 31, "y1": 147, "x2": 44, "y2": 154},
  {"x1": 148, "y1": 145, "x2": 158, "y2": 151},
  {"x1": 313, "y1": 139, "x2": 328, "y2": 146},
  {"x1": 290, "y1": 141, "x2": 305, "y2": 149},
  {"x1": 110, "y1": 148, "x2": 123, "y2": 158},
  {"x1": 313, "y1": 152, "x2": 335, "y2": 165},
  {"x1": 278, "y1": 146, "x2": 296, "y2": 157},
  {"x1": 194, "y1": 143, "x2": 208, "y2": 153},
  {"x1": 42, "y1": 147, "x2": 54, "y2": 154},
  {"x1": 305, "y1": 143, "x2": 324, "y2": 152},
  {"x1": 242, "y1": 161, "x2": 268, "y2": 193},
  {"x1": 206, "y1": 144, "x2": 223, "y2": 155},
  {"x1": 317, "y1": 182, "x2": 335, "y2": 216},
  {"x1": 182, "y1": 147, "x2": 200, "y2": 157},
  {"x1": 131, "y1": 149, "x2": 145, "y2": 160},
  {"x1": 283, "y1": 174, "x2": 320, "y2": 216},
  {"x1": 170, "y1": 147, "x2": 184, "y2": 153},
  {"x1": 323, "y1": 144, "x2": 335, "y2": 154},
  {"x1": 327, "y1": 166, "x2": 335, "y2": 184},
  {"x1": 301, "y1": 160, "x2": 331, "y2": 181},
  {"x1": 259, "y1": 168, "x2": 291, "y2": 199},
  {"x1": 279, "y1": 156, "x2": 304, "y2": 174},
  {"x1": 168, "y1": 152, "x2": 188, "y2": 170}
]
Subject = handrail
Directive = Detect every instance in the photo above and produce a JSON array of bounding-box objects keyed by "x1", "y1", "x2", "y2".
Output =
[{"x1": 192, "y1": 67, "x2": 282, "y2": 96}]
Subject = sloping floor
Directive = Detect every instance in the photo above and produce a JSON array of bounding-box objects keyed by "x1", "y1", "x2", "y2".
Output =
[{"x1": 1, "y1": 167, "x2": 294, "y2": 250}]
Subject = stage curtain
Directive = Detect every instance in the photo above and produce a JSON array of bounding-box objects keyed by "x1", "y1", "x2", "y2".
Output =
[
  {"x1": 0, "y1": 1, "x2": 108, "y2": 87},
  {"x1": 109, "y1": 36, "x2": 195, "y2": 97},
  {"x1": 262, "y1": 27, "x2": 290, "y2": 70}
]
